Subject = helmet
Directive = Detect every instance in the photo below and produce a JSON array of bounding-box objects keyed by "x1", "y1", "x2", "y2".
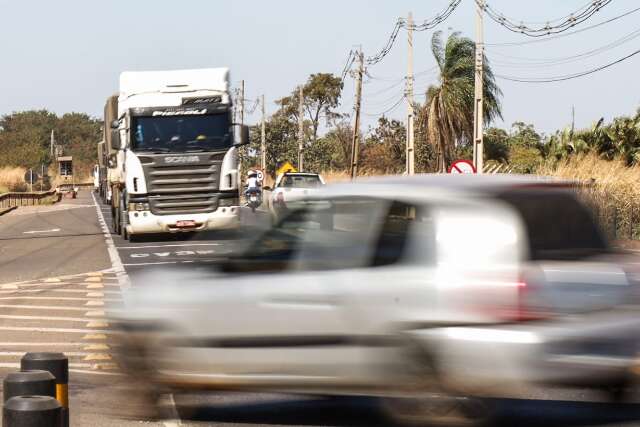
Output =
[{"x1": 247, "y1": 170, "x2": 258, "y2": 178}]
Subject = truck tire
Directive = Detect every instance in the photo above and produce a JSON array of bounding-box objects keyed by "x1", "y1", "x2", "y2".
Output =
[{"x1": 120, "y1": 196, "x2": 129, "y2": 241}]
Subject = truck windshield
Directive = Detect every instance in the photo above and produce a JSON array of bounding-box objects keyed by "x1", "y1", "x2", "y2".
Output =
[{"x1": 131, "y1": 113, "x2": 231, "y2": 153}]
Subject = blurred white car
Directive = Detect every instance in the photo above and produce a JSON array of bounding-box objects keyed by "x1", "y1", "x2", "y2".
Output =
[
  {"x1": 115, "y1": 175, "x2": 640, "y2": 423},
  {"x1": 270, "y1": 172, "x2": 325, "y2": 219}
]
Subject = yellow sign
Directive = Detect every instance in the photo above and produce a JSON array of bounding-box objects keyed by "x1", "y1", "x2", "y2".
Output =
[{"x1": 276, "y1": 161, "x2": 297, "y2": 177}]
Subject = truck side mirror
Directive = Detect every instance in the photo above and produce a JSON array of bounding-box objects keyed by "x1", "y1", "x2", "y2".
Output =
[
  {"x1": 234, "y1": 125, "x2": 250, "y2": 146},
  {"x1": 111, "y1": 129, "x2": 121, "y2": 150},
  {"x1": 111, "y1": 120, "x2": 119, "y2": 129}
]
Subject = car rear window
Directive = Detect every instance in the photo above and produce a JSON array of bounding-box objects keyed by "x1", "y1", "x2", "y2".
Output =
[
  {"x1": 497, "y1": 190, "x2": 608, "y2": 261},
  {"x1": 280, "y1": 175, "x2": 322, "y2": 188}
]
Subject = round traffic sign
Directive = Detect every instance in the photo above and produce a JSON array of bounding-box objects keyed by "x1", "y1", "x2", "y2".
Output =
[
  {"x1": 256, "y1": 170, "x2": 264, "y2": 182},
  {"x1": 448, "y1": 160, "x2": 476, "y2": 174}
]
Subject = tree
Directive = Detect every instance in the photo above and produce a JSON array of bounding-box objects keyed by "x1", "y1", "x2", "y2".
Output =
[
  {"x1": 484, "y1": 127, "x2": 510, "y2": 163},
  {"x1": 360, "y1": 117, "x2": 406, "y2": 174},
  {"x1": 423, "y1": 31, "x2": 502, "y2": 172},
  {"x1": 276, "y1": 73, "x2": 343, "y2": 145}
]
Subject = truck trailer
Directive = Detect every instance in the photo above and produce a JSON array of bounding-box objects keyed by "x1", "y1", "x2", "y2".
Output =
[{"x1": 105, "y1": 68, "x2": 248, "y2": 240}]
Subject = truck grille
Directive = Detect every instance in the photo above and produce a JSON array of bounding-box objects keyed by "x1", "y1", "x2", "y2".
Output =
[{"x1": 139, "y1": 153, "x2": 224, "y2": 216}]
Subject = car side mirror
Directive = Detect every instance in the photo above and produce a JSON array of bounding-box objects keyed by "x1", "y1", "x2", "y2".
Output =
[
  {"x1": 111, "y1": 129, "x2": 121, "y2": 150},
  {"x1": 111, "y1": 120, "x2": 119, "y2": 129}
]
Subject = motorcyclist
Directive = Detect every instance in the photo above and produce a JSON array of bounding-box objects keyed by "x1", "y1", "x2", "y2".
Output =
[{"x1": 245, "y1": 170, "x2": 261, "y2": 196}]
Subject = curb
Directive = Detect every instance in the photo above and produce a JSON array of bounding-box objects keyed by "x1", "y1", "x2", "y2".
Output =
[{"x1": 0, "y1": 206, "x2": 18, "y2": 216}]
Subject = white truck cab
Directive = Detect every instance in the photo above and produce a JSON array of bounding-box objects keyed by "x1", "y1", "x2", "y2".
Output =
[{"x1": 107, "y1": 68, "x2": 249, "y2": 239}]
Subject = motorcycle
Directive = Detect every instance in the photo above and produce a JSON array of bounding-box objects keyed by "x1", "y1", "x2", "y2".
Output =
[{"x1": 246, "y1": 188, "x2": 262, "y2": 213}]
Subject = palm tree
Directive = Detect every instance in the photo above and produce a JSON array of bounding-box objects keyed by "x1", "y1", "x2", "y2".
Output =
[{"x1": 423, "y1": 31, "x2": 502, "y2": 172}]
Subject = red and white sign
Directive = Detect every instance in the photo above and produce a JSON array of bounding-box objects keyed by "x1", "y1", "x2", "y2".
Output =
[{"x1": 448, "y1": 160, "x2": 477, "y2": 174}]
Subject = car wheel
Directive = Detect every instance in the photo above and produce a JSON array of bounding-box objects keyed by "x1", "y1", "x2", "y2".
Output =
[{"x1": 380, "y1": 394, "x2": 491, "y2": 427}]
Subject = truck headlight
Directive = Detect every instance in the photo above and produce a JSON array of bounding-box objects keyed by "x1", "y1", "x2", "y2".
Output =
[{"x1": 129, "y1": 202, "x2": 150, "y2": 212}]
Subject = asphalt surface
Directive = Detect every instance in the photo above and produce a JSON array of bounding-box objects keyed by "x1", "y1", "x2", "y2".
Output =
[{"x1": 2, "y1": 189, "x2": 640, "y2": 426}]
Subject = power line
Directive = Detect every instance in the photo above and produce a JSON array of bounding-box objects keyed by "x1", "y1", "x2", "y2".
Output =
[
  {"x1": 488, "y1": 26, "x2": 640, "y2": 69},
  {"x1": 479, "y1": 0, "x2": 613, "y2": 37},
  {"x1": 365, "y1": 0, "x2": 463, "y2": 66},
  {"x1": 340, "y1": 50, "x2": 356, "y2": 82},
  {"x1": 486, "y1": 5, "x2": 640, "y2": 47},
  {"x1": 363, "y1": 95, "x2": 405, "y2": 117},
  {"x1": 496, "y1": 47, "x2": 640, "y2": 83}
]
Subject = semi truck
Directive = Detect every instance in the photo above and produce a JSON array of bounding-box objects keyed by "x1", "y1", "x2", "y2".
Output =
[{"x1": 104, "y1": 68, "x2": 247, "y2": 240}]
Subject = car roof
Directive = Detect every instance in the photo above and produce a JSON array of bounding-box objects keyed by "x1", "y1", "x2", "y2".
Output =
[{"x1": 315, "y1": 174, "x2": 578, "y2": 202}]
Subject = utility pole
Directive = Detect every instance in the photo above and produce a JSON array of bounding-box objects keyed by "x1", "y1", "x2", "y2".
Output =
[
  {"x1": 298, "y1": 86, "x2": 305, "y2": 172},
  {"x1": 350, "y1": 49, "x2": 364, "y2": 180},
  {"x1": 261, "y1": 94, "x2": 266, "y2": 172},
  {"x1": 50, "y1": 130, "x2": 55, "y2": 160},
  {"x1": 473, "y1": 0, "x2": 485, "y2": 174},
  {"x1": 406, "y1": 12, "x2": 415, "y2": 176},
  {"x1": 239, "y1": 80, "x2": 245, "y2": 126}
]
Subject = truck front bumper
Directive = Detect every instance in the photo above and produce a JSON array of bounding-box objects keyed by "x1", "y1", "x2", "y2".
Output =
[{"x1": 126, "y1": 207, "x2": 241, "y2": 234}]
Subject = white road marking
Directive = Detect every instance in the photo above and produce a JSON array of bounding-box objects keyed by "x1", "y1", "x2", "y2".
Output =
[
  {"x1": 0, "y1": 296, "x2": 120, "y2": 302},
  {"x1": 0, "y1": 314, "x2": 106, "y2": 323},
  {"x1": 0, "y1": 289, "x2": 120, "y2": 295},
  {"x1": 0, "y1": 343, "x2": 92, "y2": 347},
  {"x1": 0, "y1": 351, "x2": 100, "y2": 357},
  {"x1": 0, "y1": 326, "x2": 115, "y2": 334},
  {"x1": 123, "y1": 259, "x2": 219, "y2": 267},
  {"x1": 163, "y1": 393, "x2": 183, "y2": 427},
  {"x1": 117, "y1": 243, "x2": 221, "y2": 249},
  {"x1": 91, "y1": 192, "x2": 130, "y2": 291},
  {"x1": 0, "y1": 362, "x2": 92, "y2": 369},
  {"x1": 0, "y1": 304, "x2": 122, "y2": 313},
  {"x1": 23, "y1": 228, "x2": 61, "y2": 234}
]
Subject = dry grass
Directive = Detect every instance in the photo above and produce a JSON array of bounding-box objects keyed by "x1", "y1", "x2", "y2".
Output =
[
  {"x1": 320, "y1": 170, "x2": 393, "y2": 183},
  {"x1": 537, "y1": 154, "x2": 640, "y2": 239},
  {"x1": 0, "y1": 167, "x2": 27, "y2": 193}
]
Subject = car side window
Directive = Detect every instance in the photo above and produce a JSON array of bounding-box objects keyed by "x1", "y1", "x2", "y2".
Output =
[
  {"x1": 371, "y1": 202, "x2": 431, "y2": 267},
  {"x1": 292, "y1": 198, "x2": 388, "y2": 272}
]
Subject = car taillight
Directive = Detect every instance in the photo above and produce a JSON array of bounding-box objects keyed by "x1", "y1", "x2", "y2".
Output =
[{"x1": 495, "y1": 280, "x2": 552, "y2": 323}]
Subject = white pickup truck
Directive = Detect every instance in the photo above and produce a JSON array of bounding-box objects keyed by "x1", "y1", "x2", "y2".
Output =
[{"x1": 269, "y1": 172, "x2": 325, "y2": 220}]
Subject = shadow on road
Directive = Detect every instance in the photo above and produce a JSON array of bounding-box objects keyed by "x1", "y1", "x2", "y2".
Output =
[{"x1": 173, "y1": 396, "x2": 640, "y2": 427}]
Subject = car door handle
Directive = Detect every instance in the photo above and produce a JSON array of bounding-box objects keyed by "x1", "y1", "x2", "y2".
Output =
[{"x1": 264, "y1": 294, "x2": 340, "y2": 308}]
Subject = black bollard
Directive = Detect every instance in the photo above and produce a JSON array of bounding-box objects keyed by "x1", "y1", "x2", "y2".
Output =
[
  {"x1": 3, "y1": 396, "x2": 61, "y2": 427},
  {"x1": 21, "y1": 353, "x2": 69, "y2": 427},
  {"x1": 3, "y1": 370, "x2": 56, "y2": 402}
]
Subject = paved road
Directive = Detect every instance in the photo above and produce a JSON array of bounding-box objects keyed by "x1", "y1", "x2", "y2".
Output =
[
  {"x1": 0, "y1": 194, "x2": 111, "y2": 283},
  {"x1": 2, "y1": 189, "x2": 640, "y2": 426}
]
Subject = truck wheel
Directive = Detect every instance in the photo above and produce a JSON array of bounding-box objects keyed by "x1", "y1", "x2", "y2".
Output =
[
  {"x1": 112, "y1": 205, "x2": 120, "y2": 235},
  {"x1": 120, "y1": 197, "x2": 129, "y2": 240}
]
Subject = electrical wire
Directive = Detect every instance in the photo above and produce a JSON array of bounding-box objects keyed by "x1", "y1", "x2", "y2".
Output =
[
  {"x1": 496, "y1": 47, "x2": 640, "y2": 83},
  {"x1": 488, "y1": 27, "x2": 640, "y2": 69},
  {"x1": 478, "y1": 0, "x2": 613, "y2": 37},
  {"x1": 366, "y1": 0, "x2": 463, "y2": 66},
  {"x1": 340, "y1": 50, "x2": 357, "y2": 82},
  {"x1": 363, "y1": 95, "x2": 406, "y2": 117},
  {"x1": 486, "y1": 5, "x2": 640, "y2": 47}
]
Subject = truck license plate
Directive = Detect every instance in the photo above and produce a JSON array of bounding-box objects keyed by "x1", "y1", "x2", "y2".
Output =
[{"x1": 176, "y1": 220, "x2": 196, "y2": 228}]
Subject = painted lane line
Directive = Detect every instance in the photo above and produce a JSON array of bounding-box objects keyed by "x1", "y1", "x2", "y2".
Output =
[
  {"x1": 83, "y1": 333, "x2": 108, "y2": 340},
  {"x1": 0, "y1": 343, "x2": 93, "y2": 347},
  {"x1": 91, "y1": 192, "x2": 130, "y2": 291},
  {"x1": 84, "y1": 353, "x2": 112, "y2": 361},
  {"x1": 84, "y1": 344, "x2": 110, "y2": 351},
  {"x1": 0, "y1": 296, "x2": 121, "y2": 302},
  {"x1": 85, "y1": 300, "x2": 105, "y2": 307},
  {"x1": 0, "y1": 362, "x2": 93, "y2": 369},
  {"x1": 85, "y1": 277, "x2": 102, "y2": 283},
  {"x1": 86, "y1": 321, "x2": 110, "y2": 328},
  {"x1": 87, "y1": 292, "x2": 105, "y2": 298},
  {"x1": 0, "y1": 326, "x2": 115, "y2": 334},
  {"x1": 1, "y1": 284, "x2": 18, "y2": 290},
  {"x1": 0, "y1": 315, "x2": 106, "y2": 323},
  {"x1": 0, "y1": 289, "x2": 120, "y2": 296},
  {"x1": 23, "y1": 228, "x2": 61, "y2": 234},
  {"x1": 85, "y1": 310, "x2": 106, "y2": 317},
  {"x1": 0, "y1": 270, "x2": 115, "y2": 289},
  {"x1": 14, "y1": 282, "x2": 119, "y2": 289},
  {"x1": 0, "y1": 304, "x2": 123, "y2": 313},
  {"x1": 116, "y1": 243, "x2": 222, "y2": 249},
  {"x1": 0, "y1": 351, "x2": 104, "y2": 357}
]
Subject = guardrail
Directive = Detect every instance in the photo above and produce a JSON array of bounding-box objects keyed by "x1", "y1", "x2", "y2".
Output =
[{"x1": 0, "y1": 190, "x2": 59, "y2": 209}]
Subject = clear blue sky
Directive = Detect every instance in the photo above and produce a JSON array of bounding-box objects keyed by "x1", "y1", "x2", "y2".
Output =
[{"x1": 0, "y1": 0, "x2": 638, "y2": 137}]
